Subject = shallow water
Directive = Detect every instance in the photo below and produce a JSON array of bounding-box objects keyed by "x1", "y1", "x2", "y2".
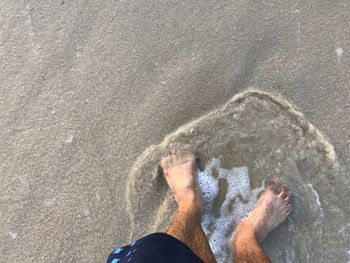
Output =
[
  {"x1": 126, "y1": 89, "x2": 349, "y2": 262},
  {"x1": 198, "y1": 158, "x2": 264, "y2": 262}
]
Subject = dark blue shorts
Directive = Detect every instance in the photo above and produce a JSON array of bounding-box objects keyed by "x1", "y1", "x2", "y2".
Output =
[{"x1": 106, "y1": 233, "x2": 204, "y2": 263}]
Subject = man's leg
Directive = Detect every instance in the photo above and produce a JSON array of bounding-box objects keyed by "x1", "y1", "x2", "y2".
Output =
[
  {"x1": 161, "y1": 145, "x2": 216, "y2": 263},
  {"x1": 232, "y1": 181, "x2": 292, "y2": 263}
]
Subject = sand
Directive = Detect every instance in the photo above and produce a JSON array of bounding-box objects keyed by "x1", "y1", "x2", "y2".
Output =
[
  {"x1": 1, "y1": 0, "x2": 350, "y2": 262},
  {"x1": 127, "y1": 90, "x2": 345, "y2": 262}
]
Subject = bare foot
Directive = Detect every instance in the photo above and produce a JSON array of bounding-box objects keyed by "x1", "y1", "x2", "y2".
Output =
[
  {"x1": 161, "y1": 144, "x2": 203, "y2": 214},
  {"x1": 235, "y1": 180, "x2": 292, "y2": 244}
]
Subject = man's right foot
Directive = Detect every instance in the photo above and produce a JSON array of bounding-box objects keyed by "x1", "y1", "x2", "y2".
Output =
[{"x1": 234, "y1": 180, "x2": 292, "y2": 243}]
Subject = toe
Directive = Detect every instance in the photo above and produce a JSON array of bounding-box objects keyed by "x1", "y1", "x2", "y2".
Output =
[
  {"x1": 266, "y1": 178, "x2": 283, "y2": 194},
  {"x1": 284, "y1": 191, "x2": 292, "y2": 202},
  {"x1": 167, "y1": 143, "x2": 182, "y2": 157},
  {"x1": 278, "y1": 189, "x2": 287, "y2": 199},
  {"x1": 285, "y1": 203, "x2": 292, "y2": 212},
  {"x1": 267, "y1": 179, "x2": 277, "y2": 191},
  {"x1": 169, "y1": 147, "x2": 177, "y2": 155}
]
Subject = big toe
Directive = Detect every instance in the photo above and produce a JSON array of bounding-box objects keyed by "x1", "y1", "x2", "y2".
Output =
[
  {"x1": 266, "y1": 178, "x2": 281, "y2": 192},
  {"x1": 161, "y1": 143, "x2": 195, "y2": 169},
  {"x1": 267, "y1": 181, "x2": 276, "y2": 191}
]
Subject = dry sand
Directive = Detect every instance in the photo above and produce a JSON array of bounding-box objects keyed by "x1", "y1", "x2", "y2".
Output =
[{"x1": 1, "y1": 0, "x2": 350, "y2": 262}]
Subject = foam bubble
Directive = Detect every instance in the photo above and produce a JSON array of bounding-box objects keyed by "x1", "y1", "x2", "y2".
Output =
[{"x1": 198, "y1": 158, "x2": 263, "y2": 262}]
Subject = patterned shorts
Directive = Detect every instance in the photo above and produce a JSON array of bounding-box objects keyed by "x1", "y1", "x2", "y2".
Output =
[{"x1": 106, "y1": 233, "x2": 204, "y2": 263}]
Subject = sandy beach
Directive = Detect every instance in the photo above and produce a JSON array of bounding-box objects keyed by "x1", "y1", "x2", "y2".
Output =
[{"x1": 1, "y1": 0, "x2": 350, "y2": 262}]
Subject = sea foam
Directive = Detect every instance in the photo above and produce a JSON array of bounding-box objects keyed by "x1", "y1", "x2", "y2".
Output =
[{"x1": 198, "y1": 158, "x2": 264, "y2": 262}]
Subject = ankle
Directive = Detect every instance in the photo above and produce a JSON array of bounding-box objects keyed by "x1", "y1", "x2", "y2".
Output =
[
  {"x1": 178, "y1": 194, "x2": 203, "y2": 218},
  {"x1": 232, "y1": 218, "x2": 257, "y2": 248}
]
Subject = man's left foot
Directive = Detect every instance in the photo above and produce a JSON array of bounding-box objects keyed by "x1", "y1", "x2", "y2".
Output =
[
  {"x1": 233, "y1": 179, "x2": 292, "y2": 246},
  {"x1": 161, "y1": 144, "x2": 203, "y2": 214}
]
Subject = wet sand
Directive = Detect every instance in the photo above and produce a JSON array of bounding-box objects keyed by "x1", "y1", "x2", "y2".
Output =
[
  {"x1": 127, "y1": 90, "x2": 345, "y2": 262},
  {"x1": 1, "y1": 0, "x2": 350, "y2": 262}
]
